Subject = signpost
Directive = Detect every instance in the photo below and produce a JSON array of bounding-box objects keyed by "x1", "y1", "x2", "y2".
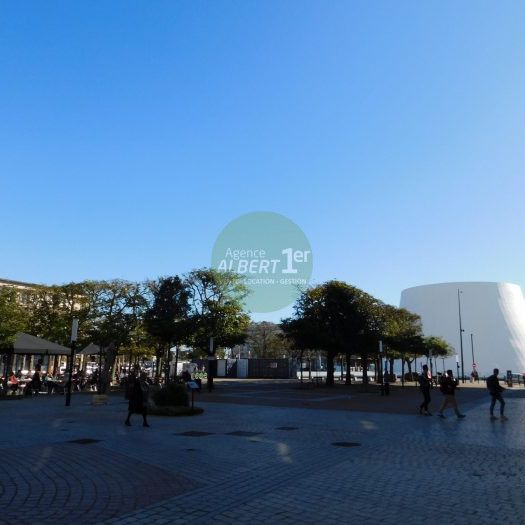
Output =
[{"x1": 186, "y1": 381, "x2": 199, "y2": 411}]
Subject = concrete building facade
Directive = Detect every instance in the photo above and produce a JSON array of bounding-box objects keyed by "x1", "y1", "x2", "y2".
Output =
[{"x1": 400, "y1": 282, "x2": 525, "y2": 377}]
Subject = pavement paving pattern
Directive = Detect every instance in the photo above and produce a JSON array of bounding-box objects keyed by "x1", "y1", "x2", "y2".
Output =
[
  {"x1": 0, "y1": 441, "x2": 199, "y2": 524},
  {"x1": 0, "y1": 382, "x2": 524, "y2": 524}
]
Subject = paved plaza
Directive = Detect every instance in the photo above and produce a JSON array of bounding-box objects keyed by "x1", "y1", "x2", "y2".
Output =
[{"x1": 1, "y1": 382, "x2": 524, "y2": 524}]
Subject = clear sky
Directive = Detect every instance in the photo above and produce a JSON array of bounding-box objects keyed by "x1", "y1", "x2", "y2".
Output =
[{"x1": 2, "y1": 1, "x2": 525, "y2": 321}]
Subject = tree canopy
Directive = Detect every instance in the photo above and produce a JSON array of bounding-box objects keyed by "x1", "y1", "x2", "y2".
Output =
[
  {"x1": 282, "y1": 280, "x2": 385, "y2": 385},
  {"x1": 185, "y1": 268, "x2": 250, "y2": 353}
]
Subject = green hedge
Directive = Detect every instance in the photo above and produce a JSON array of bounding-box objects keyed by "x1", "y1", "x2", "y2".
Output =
[{"x1": 152, "y1": 383, "x2": 189, "y2": 407}]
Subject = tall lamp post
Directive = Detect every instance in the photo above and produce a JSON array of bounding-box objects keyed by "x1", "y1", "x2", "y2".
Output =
[
  {"x1": 65, "y1": 318, "x2": 79, "y2": 407},
  {"x1": 207, "y1": 336, "x2": 215, "y2": 392},
  {"x1": 470, "y1": 333, "x2": 476, "y2": 379},
  {"x1": 378, "y1": 340, "x2": 384, "y2": 395},
  {"x1": 457, "y1": 289, "x2": 465, "y2": 383}
]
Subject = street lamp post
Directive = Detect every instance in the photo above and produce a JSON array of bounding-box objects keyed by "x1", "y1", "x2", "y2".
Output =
[
  {"x1": 378, "y1": 340, "x2": 384, "y2": 395},
  {"x1": 470, "y1": 333, "x2": 476, "y2": 370},
  {"x1": 455, "y1": 354, "x2": 460, "y2": 380},
  {"x1": 65, "y1": 318, "x2": 79, "y2": 407},
  {"x1": 457, "y1": 289, "x2": 465, "y2": 383},
  {"x1": 207, "y1": 336, "x2": 215, "y2": 392}
]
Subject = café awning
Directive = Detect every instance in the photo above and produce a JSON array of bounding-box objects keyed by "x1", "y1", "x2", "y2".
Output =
[
  {"x1": 12, "y1": 333, "x2": 71, "y2": 355},
  {"x1": 77, "y1": 343, "x2": 104, "y2": 356}
]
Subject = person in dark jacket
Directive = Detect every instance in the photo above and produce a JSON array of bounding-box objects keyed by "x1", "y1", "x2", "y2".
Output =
[
  {"x1": 31, "y1": 370, "x2": 42, "y2": 395},
  {"x1": 487, "y1": 368, "x2": 507, "y2": 420},
  {"x1": 437, "y1": 370, "x2": 466, "y2": 419},
  {"x1": 418, "y1": 364, "x2": 432, "y2": 415},
  {"x1": 124, "y1": 371, "x2": 136, "y2": 400},
  {"x1": 124, "y1": 371, "x2": 150, "y2": 427}
]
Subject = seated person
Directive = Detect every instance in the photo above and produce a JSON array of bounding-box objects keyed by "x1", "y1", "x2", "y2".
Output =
[{"x1": 8, "y1": 371, "x2": 19, "y2": 394}]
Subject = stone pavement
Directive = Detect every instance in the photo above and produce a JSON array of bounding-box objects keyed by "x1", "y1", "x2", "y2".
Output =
[
  {"x1": 195, "y1": 379, "x2": 493, "y2": 414},
  {"x1": 0, "y1": 385, "x2": 524, "y2": 525}
]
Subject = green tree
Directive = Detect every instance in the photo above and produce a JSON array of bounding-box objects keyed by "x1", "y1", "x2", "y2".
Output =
[
  {"x1": 246, "y1": 321, "x2": 290, "y2": 358},
  {"x1": 0, "y1": 287, "x2": 28, "y2": 350},
  {"x1": 423, "y1": 335, "x2": 454, "y2": 358},
  {"x1": 143, "y1": 276, "x2": 191, "y2": 382},
  {"x1": 26, "y1": 283, "x2": 92, "y2": 346},
  {"x1": 281, "y1": 316, "x2": 320, "y2": 381},
  {"x1": 186, "y1": 268, "x2": 250, "y2": 390},
  {"x1": 423, "y1": 335, "x2": 455, "y2": 378},
  {"x1": 283, "y1": 280, "x2": 385, "y2": 386},
  {"x1": 0, "y1": 287, "x2": 29, "y2": 387},
  {"x1": 382, "y1": 306, "x2": 424, "y2": 380},
  {"x1": 85, "y1": 280, "x2": 147, "y2": 393}
]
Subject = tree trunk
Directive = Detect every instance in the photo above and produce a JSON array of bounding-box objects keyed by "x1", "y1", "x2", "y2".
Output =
[
  {"x1": 326, "y1": 353, "x2": 334, "y2": 386},
  {"x1": 174, "y1": 345, "x2": 180, "y2": 380},
  {"x1": 207, "y1": 353, "x2": 216, "y2": 392},
  {"x1": 100, "y1": 343, "x2": 117, "y2": 394},
  {"x1": 165, "y1": 346, "x2": 171, "y2": 384},
  {"x1": 2, "y1": 351, "x2": 13, "y2": 391},
  {"x1": 154, "y1": 343, "x2": 163, "y2": 384},
  {"x1": 207, "y1": 337, "x2": 215, "y2": 392},
  {"x1": 361, "y1": 352, "x2": 369, "y2": 388},
  {"x1": 345, "y1": 351, "x2": 352, "y2": 384}
]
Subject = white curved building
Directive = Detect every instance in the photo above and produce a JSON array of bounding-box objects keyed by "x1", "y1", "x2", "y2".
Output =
[{"x1": 400, "y1": 282, "x2": 525, "y2": 377}]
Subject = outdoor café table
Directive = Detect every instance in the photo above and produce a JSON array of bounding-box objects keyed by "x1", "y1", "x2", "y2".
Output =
[{"x1": 45, "y1": 377, "x2": 65, "y2": 394}]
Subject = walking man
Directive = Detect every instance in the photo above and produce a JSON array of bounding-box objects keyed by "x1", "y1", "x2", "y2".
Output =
[
  {"x1": 418, "y1": 364, "x2": 432, "y2": 415},
  {"x1": 437, "y1": 370, "x2": 466, "y2": 419},
  {"x1": 487, "y1": 368, "x2": 507, "y2": 421}
]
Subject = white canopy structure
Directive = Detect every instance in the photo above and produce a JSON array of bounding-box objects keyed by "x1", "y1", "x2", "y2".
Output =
[{"x1": 12, "y1": 332, "x2": 71, "y2": 355}]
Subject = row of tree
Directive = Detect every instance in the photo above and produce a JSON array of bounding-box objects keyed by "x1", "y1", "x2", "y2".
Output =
[
  {"x1": 281, "y1": 280, "x2": 454, "y2": 385},
  {"x1": 0, "y1": 269, "x2": 250, "y2": 391},
  {"x1": 0, "y1": 273, "x2": 453, "y2": 390}
]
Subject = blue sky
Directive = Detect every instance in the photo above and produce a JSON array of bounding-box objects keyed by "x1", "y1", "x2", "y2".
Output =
[{"x1": 2, "y1": 1, "x2": 525, "y2": 321}]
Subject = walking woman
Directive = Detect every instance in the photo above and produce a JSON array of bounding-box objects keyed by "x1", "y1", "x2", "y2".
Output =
[
  {"x1": 418, "y1": 364, "x2": 432, "y2": 415},
  {"x1": 125, "y1": 371, "x2": 150, "y2": 427}
]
